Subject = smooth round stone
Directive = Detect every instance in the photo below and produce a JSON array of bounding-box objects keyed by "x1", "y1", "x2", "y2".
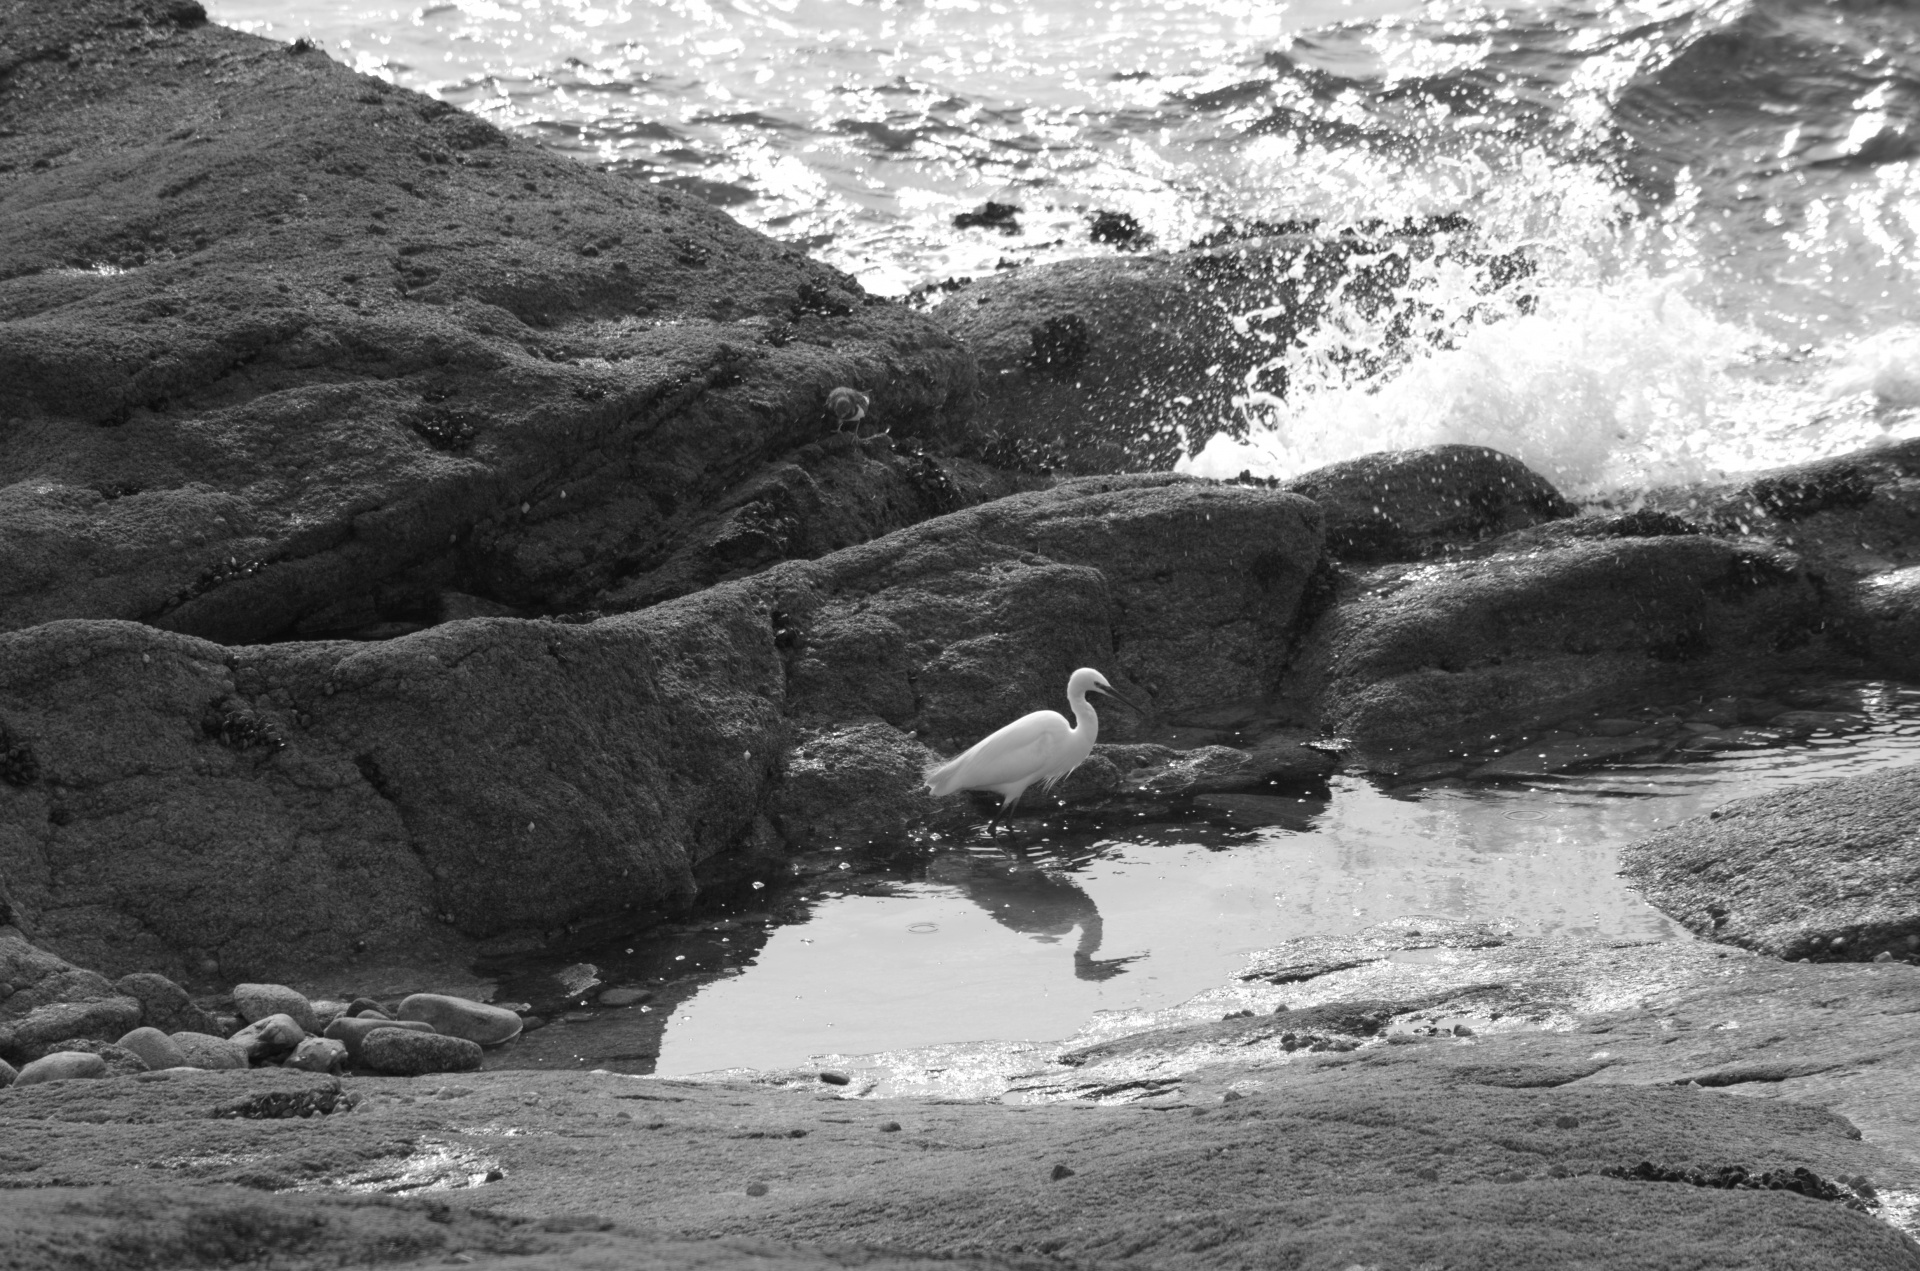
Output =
[
  {"x1": 284, "y1": 1036, "x2": 349, "y2": 1074},
  {"x1": 597, "y1": 987, "x2": 652, "y2": 1008},
  {"x1": 231, "y1": 983, "x2": 320, "y2": 1034},
  {"x1": 323, "y1": 1015, "x2": 435, "y2": 1064},
  {"x1": 396, "y1": 993, "x2": 523, "y2": 1047},
  {"x1": 230, "y1": 1013, "x2": 305, "y2": 1061},
  {"x1": 168, "y1": 1031, "x2": 248, "y2": 1070},
  {"x1": 14, "y1": 1051, "x2": 108, "y2": 1085},
  {"x1": 0, "y1": 1058, "x2": 16, "y2": 1088},
  {"x1": 346, "y1": 997, "x2": 387, "y2": 1018},
  {"x1": 360, "y1": 1028, "x2": 483, "y2": 1077},
  {"x1": 117, "y1": 1026, "x2": 188, "y2": 1072}
]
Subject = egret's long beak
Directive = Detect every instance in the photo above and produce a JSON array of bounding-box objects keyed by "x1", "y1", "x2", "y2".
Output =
[{"x1": 1092, "y1": 684, "x2": 1147, "y2": 715}]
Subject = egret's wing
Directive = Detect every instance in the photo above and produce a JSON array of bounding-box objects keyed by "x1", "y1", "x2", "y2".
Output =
[{"x1": 924, "y1": 710, "x2": 1069, "y2": 795}]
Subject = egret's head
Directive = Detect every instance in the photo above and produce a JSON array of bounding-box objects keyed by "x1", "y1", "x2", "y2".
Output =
[{"x1": 1070, "y1": 667, "x2": 1115, "y2": 697}]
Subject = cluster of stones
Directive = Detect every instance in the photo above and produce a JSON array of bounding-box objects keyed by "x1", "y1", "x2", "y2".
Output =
[{"x1": 0, "y1": 973, "x2": 524, "y2": 1089}]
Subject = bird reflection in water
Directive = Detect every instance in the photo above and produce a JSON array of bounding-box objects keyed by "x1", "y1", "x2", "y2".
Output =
[{"x1": 925, "y1": 843, "x2": 1142, "y2": 982}]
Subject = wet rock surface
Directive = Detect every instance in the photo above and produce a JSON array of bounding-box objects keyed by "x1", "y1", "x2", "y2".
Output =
[{"x1": 1622, "y1": 765, "x2": 1920, "y2": 963}]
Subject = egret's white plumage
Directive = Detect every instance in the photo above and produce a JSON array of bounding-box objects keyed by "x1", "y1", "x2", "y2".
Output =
[{"x1": 925, "y1": 667, "x2": 1119, "y2": 828}]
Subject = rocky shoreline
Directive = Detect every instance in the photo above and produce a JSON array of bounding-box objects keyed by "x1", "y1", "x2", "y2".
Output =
[{"x1": 3, "y1": 1, "x2": 1919, "y2": 1267}]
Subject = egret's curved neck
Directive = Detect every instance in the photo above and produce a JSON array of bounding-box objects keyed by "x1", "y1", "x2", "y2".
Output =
[{"x1": 1068, "y1": 686, "x2": 1099, "y2": 740}]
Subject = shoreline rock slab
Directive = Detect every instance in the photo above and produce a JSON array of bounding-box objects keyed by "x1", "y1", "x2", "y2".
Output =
[{"x1": 1621, "y1": 765, "x2": 1920, "y2": 962}]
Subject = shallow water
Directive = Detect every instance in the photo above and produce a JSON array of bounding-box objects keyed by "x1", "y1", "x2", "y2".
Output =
[
  {"x1": 210, "y1": 0, "x2": 1920, "y2": 492},
  {"x1": 481, "y1": 678, "x2": 1920, "y2": 1076}
]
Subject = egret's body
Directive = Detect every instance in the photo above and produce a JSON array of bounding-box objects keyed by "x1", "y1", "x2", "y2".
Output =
[{"x1": 925, "y1": 667, "x2": 1119, "y2": 830}]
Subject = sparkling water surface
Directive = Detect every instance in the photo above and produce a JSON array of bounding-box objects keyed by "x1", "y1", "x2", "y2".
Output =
[{"x1": 197, "y1": 1, "x2": 1920, "y2": 1070}]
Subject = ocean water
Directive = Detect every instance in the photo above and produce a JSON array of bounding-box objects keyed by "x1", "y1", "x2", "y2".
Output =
[{"x1": 211, "y1": 0, "x2": 1920, "y2": 491}]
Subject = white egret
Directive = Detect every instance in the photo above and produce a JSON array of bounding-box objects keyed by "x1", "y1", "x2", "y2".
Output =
[{"x1": 924, "y1": 667, "x2": 1132, "y2": 833}]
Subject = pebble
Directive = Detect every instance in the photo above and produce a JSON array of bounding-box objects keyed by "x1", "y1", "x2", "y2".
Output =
[
  {"x1": 347, "y1": 997, "x2": 388, "y2": 1018},
  {"x1": 323, "y1": 1016, "x2": 436, "y2": 1064},
  {"x1": 231, "y1": 983, "x2": 320, "y2": 1034},
  {"x1": 1050, "y1": 1164, "x2": 1076, "y2": 1181},
  {"x1": 360, "y1": 1028, "x2": 483, "y2": 1076},
  {"x1": 879, "y1": 1121, "x2": 901, "y2": 1132},
  {"x1": 818, "y1": 1070, "x2": 851, "y2": 1086},
  {"x1": 14, "y1": 1051, "x2": 108, "y2": 1085},
  {"x1": 115, "y1": 1026, "x2": 188, "y2": 1072},
  {"x1": 230, "y1": 1013, "x2": 306, "y2": 1061},
  {"x1": 396, "y1": 993, "x2": 524, "y2": 1047},
  {"x1": 284, "y1": 1037, "x2": 349, "y2": 1074},
  {"x1": 168, "y1": 1031, "x2": 248, "y2": 1070},
  {"x1": 0, "y1": 1058, "x2": 15, "y2": 1088},
  {"x1": 745, "y1": 1182, "x2": 770, "y2": 1197},
  {"x1": 597, "y1": 987, "x2": 652, "y2": 1008}
]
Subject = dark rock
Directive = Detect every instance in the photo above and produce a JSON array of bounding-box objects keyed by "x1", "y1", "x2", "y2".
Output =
[
  {"x1": 345, "y1": 997, "x2": 387, "y2": 1018},
  {"x1": 581, "y1": 433, "x2": 1037, "y2": 615},
  {"x1": 323, "y1": 1016, "x2": 436, "y2": 1064},
  {"x1": 114, "y1": 972, "x2": 221, "y2": 1035},
  {"x1": 0, "y1": 0, "x2": 977, "y2": 646},
  {"x1": 1292, "y1": 531, "x2": 1839, "y2": 766},
  {"x1": 360, "y1": 1027, "x2": 483, "y2": 1076},
  {"x1": 937, "y1": 228, "x2": 1534, "y2": 474},
  {"x1": 0, "y1": 607, "x2": 783, "y2": 981},
  {"x1": 115, "y1": 1026, "x2": 188, "y2": 1072},
  {"x1": 1087, "y1": 210, "x2": 1153, "y2": 250},
  {"x1": 0, "y1": 1058, "x2": 13, "y2": 1088},
  {"x1": 1621, "y1": 766, "x2": 1920, "y2": 962},
  {"x1": 952, "y1": 201, "x2": 1021, "y2": 233},
  {"x1": 11, "y1": 1051, "x2": 107, "y2": 1086},
  {"x1": 1282, "y1": 444, "x2": 1574, "y2": 562},
  {"x1": 773, "y1": 476, "x2": 1325, "y2": 735},
  {"x1": 394, "y1": 993, "x2": 523, "y2": 1046},
  {"x1": 231, "y1": 983, "x2": 320, "y2": 1034},
  {"x1": 771, "y1": 722, "x2": 942, "y2": 849}
]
